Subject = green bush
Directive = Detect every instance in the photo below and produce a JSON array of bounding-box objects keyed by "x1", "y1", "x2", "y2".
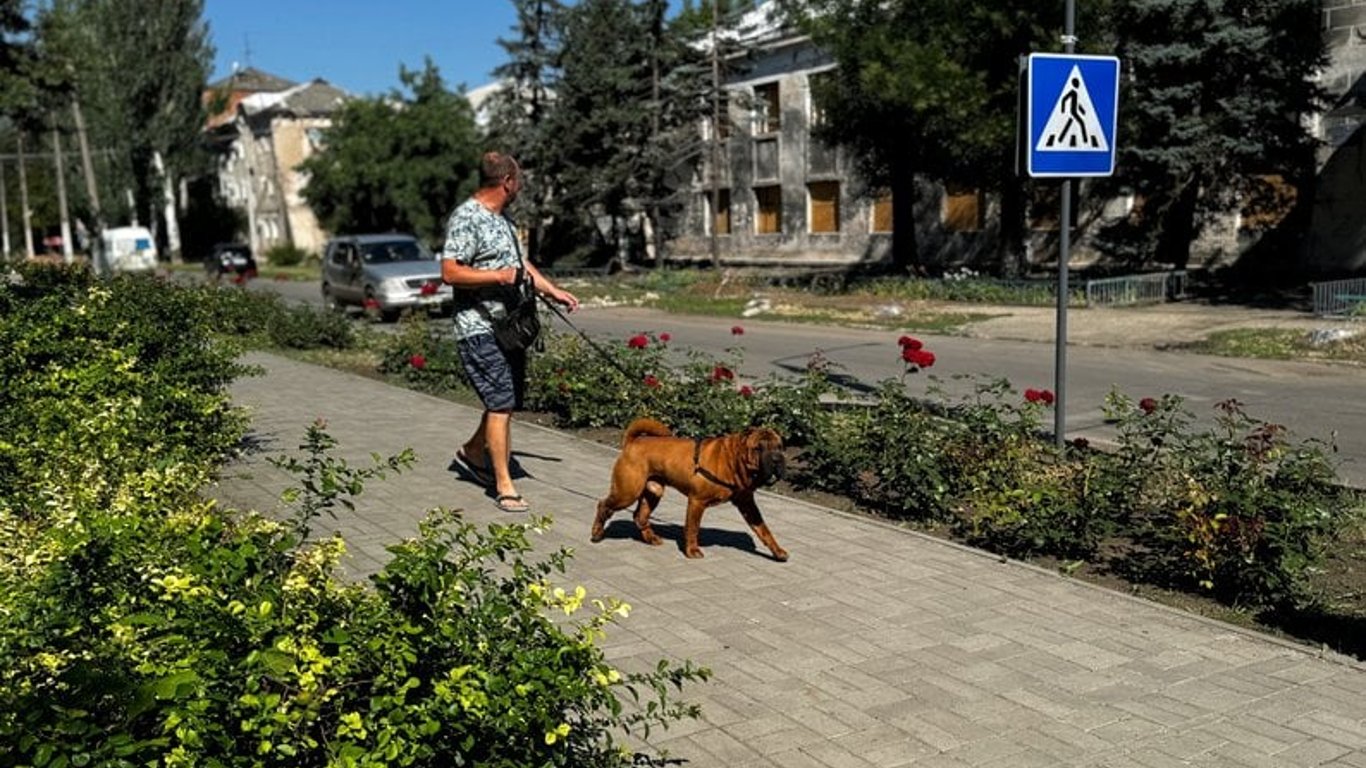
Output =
[
  {"x1": 1, "y1": 421, "x2": 708, "y2": 767},
  {"x1": 1101, "y1": 393, "x2": 1347, "y2": 607},
  {"x1": 375, "y1": 316, "x2": 472, "y2": 394},
  {"x1": 264, "y1": 243, "x2": 310, "y2": 267},
  {"x1": 267, "y1": 303, "x2": 356, "y2": 350}
]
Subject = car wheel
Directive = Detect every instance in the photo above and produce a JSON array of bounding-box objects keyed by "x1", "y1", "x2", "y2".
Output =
[{"x1": 322, "y1": 283, "x2": 345, "y2": 313}]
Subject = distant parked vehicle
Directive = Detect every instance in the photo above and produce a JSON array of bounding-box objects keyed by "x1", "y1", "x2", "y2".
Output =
[
  {"x1": 320, "y1": 233, "x2": 453, "y2": 321},
  {"x1": 99, "y1": 226, "x2": 158, "y2": 274},
  {"x1": 204, "y1": 243, "x2": 257, "y2": 284}
]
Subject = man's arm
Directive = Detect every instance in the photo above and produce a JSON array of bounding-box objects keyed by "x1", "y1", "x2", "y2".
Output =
[{"x1": 524, "y1": 261, "x2": 579, "y2": 312}]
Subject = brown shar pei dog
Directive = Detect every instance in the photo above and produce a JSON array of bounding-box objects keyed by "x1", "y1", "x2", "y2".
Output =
[{"x1": 591, "y1": 418, "x2": 788, "y2": 560}]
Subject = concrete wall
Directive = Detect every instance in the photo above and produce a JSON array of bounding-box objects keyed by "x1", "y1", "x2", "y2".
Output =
[{"x1": 270, "y1": 117, "x2": 329, "y2": 257}]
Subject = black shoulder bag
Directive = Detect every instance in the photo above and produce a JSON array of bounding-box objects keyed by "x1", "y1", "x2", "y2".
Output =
[{"x1": 478, "y1": 268, "x2": 541, "y2": 352}]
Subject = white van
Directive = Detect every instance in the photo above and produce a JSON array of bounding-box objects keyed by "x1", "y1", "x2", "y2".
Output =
[{"x1": 99, "y1": 226, "x2": 158, "y2": 274}]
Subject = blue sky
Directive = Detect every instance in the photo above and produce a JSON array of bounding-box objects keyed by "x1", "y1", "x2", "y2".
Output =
[{"x1": 203, "y1": 0, "x2": 686, "y2": 97}]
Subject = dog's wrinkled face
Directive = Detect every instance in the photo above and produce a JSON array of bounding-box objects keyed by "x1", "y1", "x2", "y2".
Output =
[{"x1": 744, "y1": 427, "x2": 786, "y2": 486}]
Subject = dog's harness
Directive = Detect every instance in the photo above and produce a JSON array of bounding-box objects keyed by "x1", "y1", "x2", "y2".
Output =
[{"x1": 693, "y1": 438, "x2": 739, "y2": 492}]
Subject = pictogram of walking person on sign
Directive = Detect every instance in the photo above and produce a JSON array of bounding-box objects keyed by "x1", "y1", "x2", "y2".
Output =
[
  {"x1": 1035, "y1": 64, "x2": 1109, "y2": 153},
  {"x1": 1048, "y1": 76, "x2": 1098, "y2": 148}
]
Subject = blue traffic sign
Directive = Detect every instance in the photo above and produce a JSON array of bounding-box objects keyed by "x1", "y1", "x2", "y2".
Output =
[{"x1": 1026, "y1": 53, "x2": 1120, "y2": 178}]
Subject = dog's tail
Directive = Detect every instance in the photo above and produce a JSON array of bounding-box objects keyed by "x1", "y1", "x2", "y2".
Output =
[{"x1": 622, "y1": 417, "x2": 671, "y2": 448}]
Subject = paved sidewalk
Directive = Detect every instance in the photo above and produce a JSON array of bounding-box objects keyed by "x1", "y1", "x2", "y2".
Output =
[{"x1": 216, "y1": 352, "x2": 1366, "y2": 768}]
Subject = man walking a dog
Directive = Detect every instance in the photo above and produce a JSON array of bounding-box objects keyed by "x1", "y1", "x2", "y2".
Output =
[{"x1": 440, "y1": 151, "x2": 579, "y2": 512}]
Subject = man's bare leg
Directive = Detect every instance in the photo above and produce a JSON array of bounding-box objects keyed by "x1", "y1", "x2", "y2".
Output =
[{"x1": 484, "y1": 409, "x2": 521, "y2": 503}]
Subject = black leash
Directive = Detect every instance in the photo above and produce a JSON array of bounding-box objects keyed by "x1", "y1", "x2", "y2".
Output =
[{"x1": 537, "y1": 296, "x2": 639, "y2": 380}]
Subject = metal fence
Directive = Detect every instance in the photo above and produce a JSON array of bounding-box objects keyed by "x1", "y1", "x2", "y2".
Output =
[
  {"x1": 1083, "y1": 270, "x2": 1186, "y2": 306},
  {"x1": 1311, "y1": 277, "x2": 1366, "y2": 317}
]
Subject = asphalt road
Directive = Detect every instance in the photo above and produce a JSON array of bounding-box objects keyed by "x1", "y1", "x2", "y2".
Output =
[{"x1": 258, "y1": 278, "x2": 1366, "y2": 488}]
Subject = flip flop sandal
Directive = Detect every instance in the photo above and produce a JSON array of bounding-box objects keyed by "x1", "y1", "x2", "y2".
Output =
[
  {"x1": 455, "y1": 449, "x2": 495, "y2": 488},
  {"x1": 494, "y1": 494, "x2": 530, "y2": 513}
]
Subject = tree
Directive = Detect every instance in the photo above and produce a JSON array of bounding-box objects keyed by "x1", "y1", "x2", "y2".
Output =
[
  {"x1": 300, "y1": 61, "x2": 481, "y2": 245},
  {"x1": 532, "y1": 0, "x2": 720, "y2": 266},
  {"x1": 487, "y1": 0, "x2": 567, "y2": 263},
  {"x1": 783, "y1": 0, "x2": 1057, "y2": 274},
  {"x1": 1098, "y1": 0, "x2": 1325, "y2": 270},
  {"x1": 30, "y1": 0, "x2": 214, "y2": 256}
]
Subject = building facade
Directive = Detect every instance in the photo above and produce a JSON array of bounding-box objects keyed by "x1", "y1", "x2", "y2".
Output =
[{"x1": 204, "y1": 69, "x2": 349, "y2": 259}]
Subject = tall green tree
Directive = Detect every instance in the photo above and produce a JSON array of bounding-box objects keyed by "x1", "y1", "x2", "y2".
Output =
[
  {"x1": 300, "y1": 60, "x2": 481, "y2": 245},
  {"x1": 1098, "y1": 0, "x2": 1325, "y2": 269},
  {"x1": 487, "y1": 0, "x2": 566, "y2": 262},
  {"x1": 783, "y1": 0, "x2": 1057, "y2": 274},
  {"x1": 535, "y1": 0, "x2": 718, "y2": 266},
  {"x1": 30, "y1": 0, "x2": 213, "y2": 249},
  {"x1": 0, "y1": 0, "x2": 35, "y2": 117}
]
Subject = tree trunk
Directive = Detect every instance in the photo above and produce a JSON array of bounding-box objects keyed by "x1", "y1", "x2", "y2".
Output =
[
  {"x1": 889, "y1": 170, "x2": 920, "y2": 274},
  {"x1": 996, "y1": 178, "x2": 1026, "y2": 278},
  {"x1": 1157, "y1": 176, "x2": 1200, "y2": 269}
]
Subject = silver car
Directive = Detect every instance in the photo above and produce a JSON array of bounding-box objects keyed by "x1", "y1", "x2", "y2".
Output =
[{"x1": 320, "y1": 234, "x2": 453, "y2": 321}]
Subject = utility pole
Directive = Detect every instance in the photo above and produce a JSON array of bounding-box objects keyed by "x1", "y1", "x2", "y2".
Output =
[
  {"x1": 1054, "y1": 0, "x2": 1077, "y2": 448},
  {"x1": 51, "y1": 122, "x2": 74, "y2": 265},
  {"x1": 17, "y1": 134, "x2": 34, "y2": 259},
  {"x1": 709, "y1": 0, "x2": 722, "y2": 269}
]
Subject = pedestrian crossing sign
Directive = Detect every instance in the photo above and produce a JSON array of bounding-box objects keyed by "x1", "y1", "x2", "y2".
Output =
[{"x1": 1026, "y1": 53, "x2": 1120, "y2": 178}]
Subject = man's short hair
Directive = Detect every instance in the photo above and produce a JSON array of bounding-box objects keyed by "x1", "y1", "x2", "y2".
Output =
[{"x1": 479, "y1": 152, "x2": 520, "y2": 188}]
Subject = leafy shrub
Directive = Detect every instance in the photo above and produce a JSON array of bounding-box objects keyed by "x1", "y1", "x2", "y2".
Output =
[
  {"x1": 1103, "y1": 393, "x2": 1347, "y2": 607},
  {"x1": 1, "y1": 420, "x2": 708, "y2": 767},
  {"x1": 264, "y1": 243, "x2": 311, "y2": 267},
  {"x1": 375, "y1": 316, "x2": 472, "y2": 394},
  {"x1": 940, "y1": 377, "x2": 1109, "y2": 559},
  {"x1": 267, "y1": 302, "x2": 356, "y2": 350}
]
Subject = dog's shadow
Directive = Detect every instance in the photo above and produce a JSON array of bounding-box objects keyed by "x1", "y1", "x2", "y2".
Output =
[{"x1": 599, "y1": 519, "x2": 778, "y2": 561}]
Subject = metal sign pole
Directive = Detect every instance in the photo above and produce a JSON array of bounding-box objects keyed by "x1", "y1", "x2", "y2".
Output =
[{"x1": 1054, "y1": 0, "x2": 1077, "y2": 448}]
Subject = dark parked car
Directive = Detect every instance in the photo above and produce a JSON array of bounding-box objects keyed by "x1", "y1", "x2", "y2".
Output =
[
  {"x1": 204, "y1": 243, "x2": 257, "y2": 283},
  {"x1": 320, "y1": 234, "x2": 453, "y2": 321}
]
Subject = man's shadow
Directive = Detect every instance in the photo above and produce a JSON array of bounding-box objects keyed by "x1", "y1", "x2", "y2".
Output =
[
  {"x1": 447, "y1": 450, "x2": 562, "y2": 488},
  {"x1": 597, "y1": 519, "x2": 779, "y2": 560}
]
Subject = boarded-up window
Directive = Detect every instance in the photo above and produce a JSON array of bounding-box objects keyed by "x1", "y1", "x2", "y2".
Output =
[
  {"x1": 872, "y1": 192, "x2": 893, "y2": 233},
  {"x1": 1240, "y1": 174, "x2": 1296, "y2": 231},
  {"x1": 753, "y1": 82, "x2": 780, "y2": 134},
  {"x1": 705, "y1": 189, "x2": 731, "y2": 235},
  {"x1": 754, "y1": 138, "x2": 779, "y2": 181},
  {"x1": 809, "y1": 181, "x2": 840, "y2": 233},
  {"x1": 943, "y1": 185, "x2": 984, "y2": 232},
  {"x1": 755, "y1": 185, "x2": 782, "y2": 234}
]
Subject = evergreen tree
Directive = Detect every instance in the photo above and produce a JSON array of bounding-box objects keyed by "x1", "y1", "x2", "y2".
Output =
[
  {"x1": 300, "y1": 61, "x2": 481, "y2": 245},
  {"x1": 539, "y1": 0, "x2": 702, "y2": 265},
  {"x1": 487, "y1": 0, "x2": 566, "y2": 262},
  {"x1": 1099, "y1": 0, "x2": 1325, "y2": 269}
]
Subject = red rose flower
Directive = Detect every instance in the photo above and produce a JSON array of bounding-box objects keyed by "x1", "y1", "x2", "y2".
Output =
[
  {"x1": 731, "y1": 325, "x2": 745, "y2": 335},
  {"x1": 1139, "y1": 397, "x2": 1158, "y2": 415},
  {"x1": 1024, "y1": 388, "x2": 1042, "y2": 403},
  {"x1": 710, "y1": 365, "x2": 735, "y2": 382},
  {"x1": 643, "y1": 374, "x2": 661, "y2": 388},
  {"x1": 627, "y1": 334, "x2": 649, "y2": 349},
  {"x1": 897, "y1": 335, "x2": 924, "y2": 351},
  {"x1": 902, "y1": 348, "x2": 935, "y2": 369},
  {"x1": 1040, "y1": 389, "x2": 1056, "y2": 405},
  {"x1": 659, "y1": 332, "x2": 672, "y2": 343},
  {"x1": 419, "y1": 282, "x2": 439, "y2": 296},
  {"x1": 408, "y1": 354, "x2": 426, "y2": 369},
  {"x1": 738, "y1": 385, "x2": 754, "y2": 397},
  {"x1": 363, "y1": 298, "x2": 380, "y2": 310}
]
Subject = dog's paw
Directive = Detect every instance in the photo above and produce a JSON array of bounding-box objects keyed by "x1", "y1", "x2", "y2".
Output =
[
  {"x1": 772, "y1": 548, "x2": 789, "y2": 562},
  {"x1": 589, "y1": 525, "x2": 605, "y2": 543},
  {"x1": 684, "y1": 546, "x2": 705, "y2": 559}
]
